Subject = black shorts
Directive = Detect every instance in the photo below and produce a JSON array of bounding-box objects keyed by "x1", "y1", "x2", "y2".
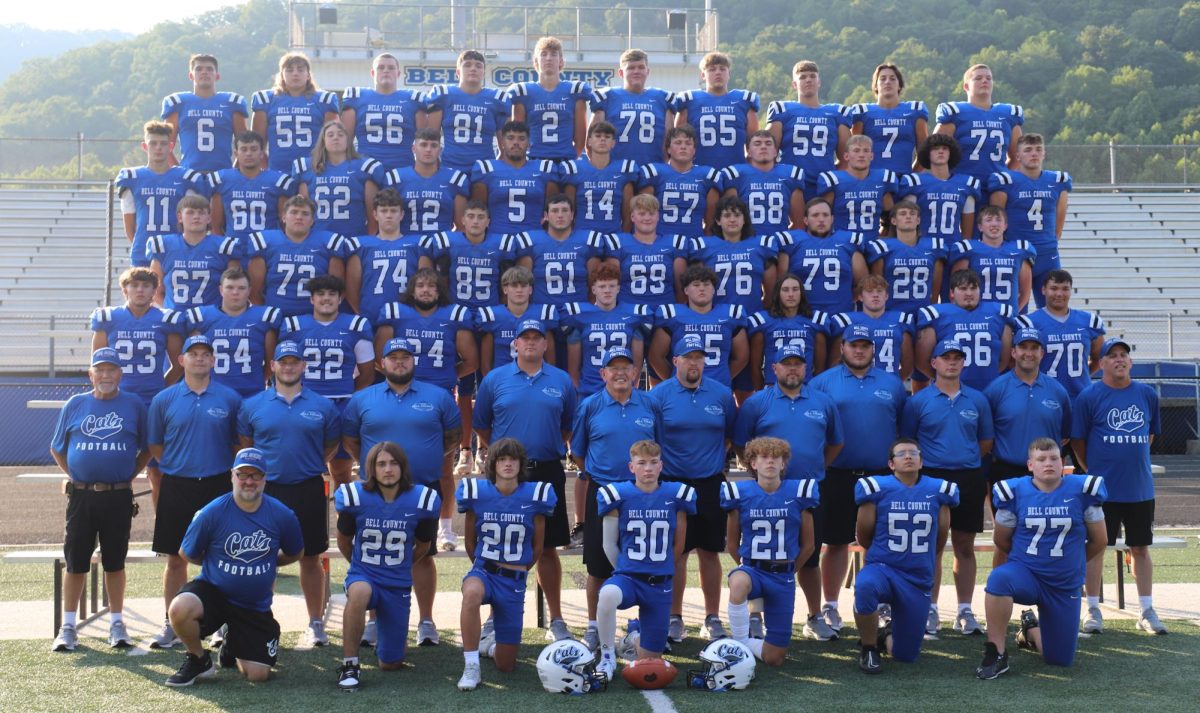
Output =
[
  {"x1": 924, "y1": 467, "x2": 985, "y2": 534},
  {"x1": 582, "y1": 477, "x2": 613, "y2": 579},
  {"x1": 662, "y1": 473, "x2": 727, "y2": 553},
  {"x1": 266, "y1": 477, "x2": 329, "y2": 556},
  {"x1": 1103, "y1": 500, "x2": 1155, "y2": 547},
  {"x1": 986, "y1": 459, "x2": 1028, "y2": 490},
  {"x1": 527, "y1": 459, "x2": 569, "y2": 548},
  {"x1": 178, "y1": 579, "x2": 280, "y2": 667},
  {"x1": 64, "y1": 487, "x2": 135, "y2": 573},
  {"x1": 822, "y1": 468, "x2": 873, "y2": 546},
  {"x1": 152, "y1": 474, "x2": 232, "y2": 555}
]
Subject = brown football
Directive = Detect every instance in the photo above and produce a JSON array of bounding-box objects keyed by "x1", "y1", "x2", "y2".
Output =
[{"x1": 621, "y1": 657, "x2": 677, "y2": 689}]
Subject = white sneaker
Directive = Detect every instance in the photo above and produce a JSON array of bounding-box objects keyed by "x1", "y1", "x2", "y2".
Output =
[
  {"x1": 803, "y1": 614, "x2": 837, "y2": 641},
  {"x1": 954, "y1": 608, "x2": 983, "y2": 635},
  {"x1": 454, "y1": 449, "x2": 473, "y2": 476},
  {"x1": 361, "y1": 619, "x2": 378, "y2": 647},
  {"x1": 617, "y1": 630, "x2": 640, "y2": 661},
  {"x1": 108, "y1": 620, "x2": 134, "y2": 648},
  {"x1": 547, "y1": 618, "x2": 572, "y2": 642},
  {"x1": 704, "y1": 615, "x2": 728, "y2": 640},
  {"x1": 822, "y1": 604, "x2": 844, "y2": 632},
  {"x1": 52, "y1": 624, "x2": 78, "y2": 652},
  {"x1": 150, "y1": 622, "x2": 180, "y2": 649},
  {"x1": 209, "y1": 623, "x2": 227, "y2": 648},
  {"x1": 878, "y1": 603, "x2": 893, "y2": 627},
  {"x1": 1081, "y1": 606, "x2": 1104, "y2": 634},
  {"x1": 748, "y1": 613, "x2": 765, "y2": 639},
  {"x1": 305, "y1": 620, "x2": 329, "y2": 647},
  {"x1": 583, "y1": 626, "x2": 600, "y2": 652},
  {"x1": 457, "y1": 662, "x2": 482, "y2": 691},
  {"x1": 418, "y1": 619, "x2": 440, "y2": 646},
  {"x1": 925, "y1": 605, "x2": 939, "y2": 639},
  {"x1": 479, "y1": 629, "x2": 497, "y2": 658},
  {"x1": 474, "y1": 449, "x2": 488, "y2": 474},
  {"x1": 1137, "y1": 607, "x2": 1168, "y2": 635},
  {"x1": 596, "y1": 649, "x2": 617, "y2": 682},
  {"x1": 438, "y1": 530, "x2": 458, "y2": 552},
  {"x1": 667, "y1": 615, "x2": 685, "y2": 643}
]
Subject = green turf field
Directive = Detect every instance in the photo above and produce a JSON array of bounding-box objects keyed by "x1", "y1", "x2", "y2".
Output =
[{"x1": 2, "y1": 621, "x2": 1197, "y2": 712}]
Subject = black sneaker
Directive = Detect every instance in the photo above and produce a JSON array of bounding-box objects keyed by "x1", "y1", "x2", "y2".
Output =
[
  {"x1": 879, "y1": 619, "x2": 894, "y2": 654},
  {"x1": 165, "y1": 651, "x2": 215, "y2": 687},
  {"x1": 1016, "y1": 609, "x2": 1039, "y2": 651},
  {"x1": 218, "y1": 642, "x2": 237, "y2": 669},
  {"x1": 976, "y1": 642, "x2": 1010, "y2": 680},
  {"x1": 859, "y1": 645, "x2": 882, "y2": 674},
  {"x1": 337, "y1": 661, "x2": 362, "y2": 691},
  {"x1": 569, "y1": 523, "x2": 585, "y2": 549}
]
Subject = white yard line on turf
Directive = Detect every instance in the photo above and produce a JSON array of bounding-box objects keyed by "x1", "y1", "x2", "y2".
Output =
[{"x1": 642, "y1": 690, "x2": 679, "y2": 713}]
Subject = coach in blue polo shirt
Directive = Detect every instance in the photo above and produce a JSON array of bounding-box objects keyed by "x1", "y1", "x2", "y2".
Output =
[
  {"x1": 899, "y1": 338, "x2": 994, "y2": 638},
  {"x1": 809, "y1": 324, "x2": 907, "y2": 635},
  {"x1": 148, "y1": 334, "x2": 242, "y2": 650},
  {"x1": 238, "y1": 340, "x2": 341, "y2": 647},
  {"x1": 984, "y1": 328, "x2": 1071, "y2": 491},
  {"x1": 647, "y1": 334, "x2": 737, "y2": 643},
  {"x1": 342, "y1": 337, "x2": 460, "y2": 647},
  {"x1": 474, "y1": 317, "x2": 578, "y2": 641}
]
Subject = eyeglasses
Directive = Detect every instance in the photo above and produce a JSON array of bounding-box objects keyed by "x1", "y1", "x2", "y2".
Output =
[
  {"x1": 891, "y1": 449, "x2": 921, "y2": 458},
  {"x1": 235, "y1": 471, "x2": 266, "y2": 481}
]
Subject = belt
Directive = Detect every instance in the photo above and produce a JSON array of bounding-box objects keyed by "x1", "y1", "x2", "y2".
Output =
[
  {"x1": 626, "y1": 571, "x2": 672, "y2": 585},
  {"x1": 71, "y1": 481, "x2": 133, "y2": 492},
  {"x1": 483, "y1": 560, "x2": 527, "y2": 580},
  {"x1": 746, "y1": 559, "x2": 794, "y2": 574}
]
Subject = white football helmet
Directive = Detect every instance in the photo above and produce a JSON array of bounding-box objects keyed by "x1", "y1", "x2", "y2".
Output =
[
  {"x1": 537, "y1": 639, "x2": 606, "y2": 694},
  {"x1": 688, "y1": 638, "x2": 756, "y2": 691}
]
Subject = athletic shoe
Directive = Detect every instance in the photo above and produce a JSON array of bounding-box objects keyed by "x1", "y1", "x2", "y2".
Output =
[
  {"x1": 1080, "y1": 605, "x2": 1103, "y2": 634},
  {"x1": 1137, "y1": 607, "x2": 1168, "y2": 635},
  {"x1": 1016, "y1": 609, "x2": 1039, "y2": 651},
  {"x1": 438, "y1": 530, "x2": 458, "y2": 552},
  {"x1": 52, "y1": 624, "x2": 78, "y2": 652},
  {"x1": 748, "y1": 612, "x2": 765, "y2": 639},
  {"x1": 417, "y1": 619, "x2": 439, "y2": 646},
  {"x1": 925, "y1": 605, "x2": 940, "y2": 639},
  {"x1": 304, "y1": 620, "x2": 329, "y2": 647},
  {"x1": 569, "y1": 523, "x2": 585, "y2": 549},
  {"x1": 704, "y1": 615, "x2": 728, "y2": 640},
  {"x1": 667, "y1": 615, "x2": 685, "y2": 643},
  {"x1": 337, "y1": 661, "x2": 362, "y2": 691},
  {"x1": 454, "y1": 448, "x2": 473, "y2": 476},
  {"x1": 617, "y1": 630, "x2": 640, "y2": 661},
  {"x1": 108, "y1": 620, "x2": 134, "y2": 648},
  {"x1": 803, "y1": 614, "x2": 838, "y2": 641},
  {"x1": 877, "y1": 603, "x2": 893, "y2": 627},
  {"x1": 165, "y1": 651, "x2": 215, "y2": 687},
  {"x1": 859, "y1": 645, "x2": 882, "y2": 674},
  {"x1": 954, "y1": 608, "x2": 983, "y2": 635},
  {"x1": 361, "y1": 619, "x2": 378, "y2": 647},
  {"x1": 150, "y1": 622, "x2": 180, "y2": 649},
  {"x1": 479, "y1": 628, "x2": 497, "y2": 658},
  {"x1": 457, "y1": 662, "x2": 482, "y2": 691},
  {"x1": 481, "y1": 616, "x2": 495, "y2": 640},
  {"x1": 878, "y1": 619, "x2": 894, "y2": 653},
  {"x1": 218, "y1": 642, "x2": 236, "y2": 669},
  {"x1": 822, "y1": 604, "x2": 844, "y2": 632},
  {"x1": 474, "y1": 449, "x2": 488, "y2": 475},
  {"x1": 583, "y1": 626, "x2": 600, "y2": 653},
  {"x1": 209, "y1": 623, "x2": 227, "y2": 648},
  {"x1": 975, "y1": 642, "x2": 1009, "y2": 680},
  {"x1": 596, "y1": 649, "x2": 617, "y2": 682},
  {"x1": 547, "y1": 618, "x2": 572, "y2": 642}
]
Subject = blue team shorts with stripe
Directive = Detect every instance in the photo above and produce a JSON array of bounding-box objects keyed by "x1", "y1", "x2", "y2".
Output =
[
  {"x1": 854, "y1": 563, "x2": 934, "y2": 663},
  {"x1": 604, "y1": 573, "x2": 673, "y2": 654},
  {"x1": 730, "y1": 565, "x2": 796, "y2": 648},
  {"x1": 345, "y1": 575, "x2": 412, "y2": 665},
  {"x1": 463, "y1": 563, "x2": 528, "y2": 646},
  {"x1": 986, "y1": 561, "x2": 1081, "y2": 667}
]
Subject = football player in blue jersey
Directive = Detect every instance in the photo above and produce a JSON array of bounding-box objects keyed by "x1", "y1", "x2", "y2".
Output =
[
  {"x1": 746, "y1": 272, "x2": 829, "y2": 389},
  {"x1": 294, "y1": 120, "x2": 386, "y2": 237},
  {"x1": 916, "y1": 268, "x2": 1015, "y2": 391},
  {"x1": 818, "y1": 134, "x2": 897, "y2": 236},
  {"x1": 673, "y1": 51, "x2": 759, "y2": 170},
  {"x1": 161, "y1": 54, "x2": 248, "y2": 172},
  {"x1": 209, "y1": 132, "x2": 299, "y2": 242},
  {"x1": 949, "y1": 205, "x2": 1034, "y2": 313},
  {"x1": 252, "y1": 52, "x2": 340, "y2": 173},
  {"x1": 776, "y1": 198, "x2": 868, "y2": 316},
  {"x1": 692, "y1": 195, "x2": 781, "y2": 314},
  {"x1": 866, "y1": 200, "x2": 944, "y2": 316},
  {"x1": 245, "y1": 195, "x2": 351, "y2": 317},
  {"x1": 148, "y1": 195, "x2": 241, "y2": 310},
  {"x1": 589, "y1": 49, "x2": 674, "y2": 165},
  {"x1": 987, "y1": 134, "x2": 1072, "y2": 306},
  {"x1": 977, "y1": 438, "x2": 1107, "y2": 678},
  {"x1": 186, "y1": 268, "x2": 281, "y2": 399},
  {"x1": 608, "y1": 193, "x2": 688, "y2": 307},
  {"x1": 594, "y1": 440, "x2": 696, "y2": 680},
  {"x1": 344, "y1": 188, "x2": 423, "y2": 319},
  {"x1": 419, "y1": 200, "x2": 506, "y2": 310},
  {"x1": 723, "y1": 436, "x2": 819, "y2": 665},
  {"x1": 560, "y1": 121, "x2": 639, "y2": 233},
  {"x1": 117, "y1": 121, "x2": 210, "y2": 268},
  {"x1": 469, "y1": 120, "x2": 560, "y2": 236},
  {"x1": 1016, "y1": 269, "x2": 1105, "y2": 400},
  {"x1": 507, "y1": 194, "x2": 616, "y2": 311},
  {"x1": 477, "y1": 266, "x2": 559, "y2": 374},
  {"x1": 850, "y1": 64, "x2": 928, "y2": 176},
  {"x1": 562, "y1": 263, "x2": 652, "y2": 399},
  {"x1": 334, "y1": 441, "x2": 440, "y2": 690},
  {"x1": 828, "y1": 275, "x2": 914, "y2": 379},
  {"x1": 457, "y1": 438, "x2": 558, "y2": 690},
  {"x1": 720, "y1": 131, "x2": 806, "y2": 234},
  {"x1": 388, "y1": 128, "x2": 469, "y2": 235},
  {"x1": 637, "y1": 125, "x2": 721, "y2": 238},
  {"x1": 648, "y1": 263, "x2": 749, "y2": 391},
  {"x1": 767, "y1": 60, "x2": 852, "y2": 199},
  {"x1": 424, "y1": 50, "x2": 512, "y2": 173},
  {"x1": 897, "y1": 134, "x2": 981, "y2": 243},
  {"x1": 340, "y1": 53, "x2": 425, "y2": 172},
  {"x1": 509, "y1": 36, "x2": 591, "y2": 161},
  {"x1": 853, "y1": 438, "x2": 957, "y2": 673},
  {"x1": 934, "y1": 64, "x2": 1023, "y2": 185}
]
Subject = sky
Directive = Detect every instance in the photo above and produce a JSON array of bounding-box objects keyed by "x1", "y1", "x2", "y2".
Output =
[{"x1": 5, "y1": 0, "x2": 249, "y2": 34}]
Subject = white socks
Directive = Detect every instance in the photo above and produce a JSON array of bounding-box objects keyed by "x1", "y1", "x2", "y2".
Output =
[{"x1": 728, "y1": 601, "x2": 750, "y2": 640}]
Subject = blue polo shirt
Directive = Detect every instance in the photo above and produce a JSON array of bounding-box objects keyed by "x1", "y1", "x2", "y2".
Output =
[
  {"x1": 733, "y1": 386, "x2": 843, "y2": 481},
  {"x1": 809, "y1": 365, "x2": 907, "y2": 472},
  {"x1": 148, "y1": 379, "x2": 241, "y2": 477},
  {"x1": 51, "y1": 391, "x2": 148, "y2": 484},
  {"x1": 237, "y1": 388, "x2": 342, "y2": 484},
  {"x1": 1071, "y1": 381, "x2": 1160, "y2": 503},
  {"x1": 899, "y1": 383, "x2": 993, "y2": 469},
  {"x1": 983, "y1": 371, "x2": 1071, "y2": 466},
  {"x1": 473, "y1": 362, "x2": 578, "y2": 461},
  {"x1": 570, "y1": 389, "x2": 661, "y2": 485},
  {"x1": 342, "y1": 381, "x2": 461, "y2": 485},
  {"x1": 648, "y1": 376, "x2": 737, "y2": 479}
]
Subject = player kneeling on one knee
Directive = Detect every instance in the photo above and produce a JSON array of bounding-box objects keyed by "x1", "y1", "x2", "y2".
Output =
[
  {"x1": 723, "y1": 436, "x2": 817, "y2": 666},
  {"x1": 977, "y1": 438, "x2": 1107, "y2": 680}
]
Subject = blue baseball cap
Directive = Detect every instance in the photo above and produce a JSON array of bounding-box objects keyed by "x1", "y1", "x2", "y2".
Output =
[
  {"x1": 775, "y1": 345, "x2": 807, "y2": 363},
  {"x1": 383, "y1": 338, "x2": 414, "y2": 356},
  {"x1": 1014, "y1": 328, "x2": 1045, "y2": 347},
  {"x1": 232, "y1": 447, "x2": 267, "y2": 473},
  {"x1": 91, "y1": 347, "x2": 120, "y2": 367},
  {"x1": 602, "y1": 346, "x2": 634, "y2": 366},
  {"x1": 843, "y1": 324, "x2": 873, "y2": 343},
  {"x1": 933, "y1": 340, "x2": 966, "y2": 358},
  {"x1": 673, "y1": 335, "x2": 706, "y2": 357},
  {"x1": 515, "y1": 318, "x2": 546, "y2": 337},
  {"x1": 273, "y1": 340, "x2": 303, "y2": 361},
  {"x1": 183, "y1": 334, "x2": 214, "y2": 352},
  {"x1": 1101, "y1": 338, "x2": 1132, "y2": 357}
]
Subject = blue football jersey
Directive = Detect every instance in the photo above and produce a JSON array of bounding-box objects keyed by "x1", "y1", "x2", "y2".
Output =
[
  {"x1": 385, "y1": 166, "x2": 469, "y2": 235},
  {"x1": 208, "y1": 168, "x2": 298, "y2": 241},
  {"x1": 185, "y1": 304, "x2": 282, "y2": 398},
  {"x1": 458, "y1": 478, "x2": 557, "y2": 566},
  {"x1": 949, "y1": 239, "x2": 1036, "y2": 312},
  {"x1": 1016, "y1": 309, "x2": 1105, "y2": 398},
  {"x1": 721, "y1": 478, "x2": 819, "y2": 562},
  {"x1": 146, "y1": 233, "x2": 240, "y2": 310},
  {"x1": 90, "y1": 305, "x2": 185, "y2": 401},
  {"x1": 765, "y1": 101, "x2": 852, "y2": 181},
  {"x1": 507, "y1": 80, "x2": 593, "y2": 160},
  {"x1": 856, "y1": 474, "x2": 959, "y2": 587},
  {"x1": 719, "y1": 163, "x2": 805, "y2": 234},
  {"x1": 507, "y1": 229, "x2": 615, "y2": 304},
  {"x1": 279, "y1": 313, "x2": 373, "y2": 398},
  {"x1": 849, "y1": 101, "x2": 928, "y2": 175},
  {"x1": 672, "y1": 89, "x2": 760, "y2": 169},
  {"x1": 251, "y1": 89, "x2": 341, "y2": 173},
  {"x1": 916, "y1": 302, "x2": 1015, "y2": 391},
  {"x1": 608, "y1": 233, "x2": 688, "y2": 307},
  {"x1": 477, "y1": 304, "x2": 559, "y2": 369},
  {"x1": 377, "y1": 303, "x2": 474, "y2": 389},
  {"x1": 865, "y1": 236, "x2": 946, "y2": 314},
  {"x1": 560, "y1": 301, "x2": 652, "y2": 395},
  {"x1": 245, "y1": 229, "x2": 352, "y2": 317},
  {"x1": 335, "y1": 480, "x2": 441, "y2": 588},
  {"x1": 423, "y1": 84, "x2": 511, "y2": 171},
  {"x1": 349, "y1": 234, "x2": 426, "y2": 321},
  {"x1": 993, "y1": 474, "x2": 1106, "y2": 589},
  {"x1": 655, "y1": 303, "x2": 747, "y2": 387},
  {"x1": 161, "y1": 91, "x2": 248, "y2": 172},
  {"x1": 987, "y1": 170, "x2": 1073, "y2": 250},
  {"x1": 895, "y1": 172, "x2": 982, "y2": 242},
  {"x1": 829, "y1": 310, "x2": 914, "y2": 377},
  {"x1": 559, "y1": 157, "x2": 639, "y2": 233},
  {"x1": 817, "y1": 169, "x2": 898, "y2": 234},
  {"x1": 115, "y1": 166, "x2": 210, "y2": 266},
  {"x1": 292, "y1": 156, "x2": 387, "y2": 237},
  {"x1": 746, "y1": 310, "x2": 829, "y2": 384},
  {"x1": 589, "y1": 86, "x2": 674, "y2": 164},
  {"x1": 637, "y1": 163, "x2": 720, "y2": 238},
  {"x1": 470, "y1": 159, "x2": 560, "y2": 236},
  {"x1": 934, "y1": 102, "x2": 1024, "y2": 181},
  {"x1": 597, "y1": 481, "x2": 697, "y2": 576},
  {"x1": 419, "y1": 231, "x2": 508, "y2": 308},
  {"x1": 690, "y1": 234, "x2": 780, "y2": 313},
  {"x1": 776, "y1": 229, "x2": 866, "y2": 315},
  {"x1": 340, "y1": 86, "x2": 424, "y2": 170}
]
